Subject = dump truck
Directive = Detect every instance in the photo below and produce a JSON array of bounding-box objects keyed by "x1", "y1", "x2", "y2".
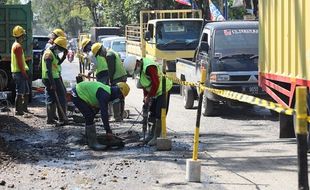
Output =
[
  {"x1": 90, "y1": 27, "x2": 122, "y2": 42},
  {"x1": 176, "y1": 21, "x2": 268, "y2": 116},
  {"x1": 0, "y1": 2, "x2": 33, "y2": 100},
  {"x1": 124, "y1": 9, "x2": 203, "y2": 79},
  {"x1": 259, "y1": 0, "x2": 310, "y2": 137}
]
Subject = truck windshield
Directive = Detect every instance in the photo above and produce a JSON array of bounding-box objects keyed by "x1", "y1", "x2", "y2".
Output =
[
  {"x1": 214, "y1": 28, "x2": 258, "y2": 56},
  {"x1": 156, "y1": 20, "x2": 202, "y2": 50}
]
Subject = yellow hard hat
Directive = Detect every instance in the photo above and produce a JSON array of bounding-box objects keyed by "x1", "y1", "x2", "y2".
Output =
[
  {"x1": 91, "y1": 43, "x2": 102, "y2": 55},
  {"x1": 12, "y1": 25, "x2": 26, "y2": 37},
  {"x1": 52, "y1": 28, "x2": 66, "y2": 37},
  {"x1": 117, "y1": 82, "x2": 130, "y2": 97},
  {"x1": 54, "y1": 36, "x2": 67, "y2": 50},
  {"x1": 81, "y1": 38, "x2": 91, "y2": 50}
]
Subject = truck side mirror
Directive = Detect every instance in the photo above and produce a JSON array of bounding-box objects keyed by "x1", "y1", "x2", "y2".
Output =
[
  {"x1": 144, "y1": 31, "x2": 151, "y2": 41},
  {"x1": 200, "y1": 42, "x2": 209, "y2": 52}
]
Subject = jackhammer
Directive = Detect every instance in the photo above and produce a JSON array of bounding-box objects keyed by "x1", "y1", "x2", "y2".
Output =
[{"x1": 142, "y1": 102, "x2": 149, "y2": 142}]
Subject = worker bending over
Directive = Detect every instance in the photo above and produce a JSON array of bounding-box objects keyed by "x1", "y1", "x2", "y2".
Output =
[
  {"x1": 72, "y1": 81, "x2": 130, "y2": 150},
  {"x1": 134, "y1": 58, "x2": 172, "y2": 146}
]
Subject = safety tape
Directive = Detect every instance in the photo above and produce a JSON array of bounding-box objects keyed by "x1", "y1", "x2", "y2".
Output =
[{"x1": 164, "y1": 75, "x2": 296, "y2": 116}]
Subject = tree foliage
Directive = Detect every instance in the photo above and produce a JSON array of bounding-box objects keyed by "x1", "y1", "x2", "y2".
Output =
[{"x1": 31, "y1": 0, "x2": 248, "y2": 37}]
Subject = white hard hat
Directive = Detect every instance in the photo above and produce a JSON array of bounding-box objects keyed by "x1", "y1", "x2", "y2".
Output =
[{"x1": 123, "y1": 55, "x2": 137, "y2": 75}]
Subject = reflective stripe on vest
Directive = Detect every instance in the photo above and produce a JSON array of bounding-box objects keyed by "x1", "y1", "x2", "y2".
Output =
[
  {"x1": 76, "y1": 81, "x2": 111, "y2": 107},
  {"x1": 11, "y1": 42, "x2": 29, "y2": 73},
  {"x1": 41, "y1": 49, "x2": 60, "y2": 79},
  {"x1": 108, "y1": 50, "x2": 127, "y2": 81},
  {"x1": 95, "y1": 55, "x2": 108, "y2": 75},
  {"x1": 139, "y1": 58, "x2": 173, "y2": 97}
]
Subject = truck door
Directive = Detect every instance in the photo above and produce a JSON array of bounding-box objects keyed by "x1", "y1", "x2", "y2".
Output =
[{"x1": 196, "y1": 29, "x2": 211, "y2": 75}]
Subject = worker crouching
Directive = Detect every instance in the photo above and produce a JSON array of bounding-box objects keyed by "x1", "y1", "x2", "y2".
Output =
[{"x1": 71, "y1": 81, "x2": 130, "y2": 151}]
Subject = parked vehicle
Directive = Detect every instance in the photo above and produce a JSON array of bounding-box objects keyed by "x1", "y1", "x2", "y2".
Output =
[
  {"x1": 0, "y1": 2, "x2": 33, "y2": 100},
  {"x1": 124, "y1": 9, "x2": 203, "y2": 80},
  {"x1": 176, "y1": 21, "x2": 268, "y2": 116},
  {"x1": 101, "y1": 36, "x2": 126, "y2": 61},
  {"x1": 258, "y1": 1, "x2": 310, "y2": 136},
  {"x1": 32, "y1": 35, "x2": 49, "y2": 80},
  {"x1": 90, "y1": 27, "x2": 122, "y2": 42}
]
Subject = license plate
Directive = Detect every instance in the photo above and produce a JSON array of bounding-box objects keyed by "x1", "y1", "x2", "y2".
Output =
[{"x1": 242, "y1": 86, "x2": 259, "y2": 94}]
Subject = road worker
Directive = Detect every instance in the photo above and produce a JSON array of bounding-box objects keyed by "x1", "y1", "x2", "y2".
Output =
[
  {"x1": 91, "y1": 43, "x2": 128, "y2": 121},
  {"x1": 134, "y1": 58, "x2": 173, "y2": 146},
  {"x1": 45, "y1": 28, "x2": 67, "y2": 64},
  {"x1": 41, "y1": 36, "x2": 68, "y2": 125},
  {"x1": 45, "y1": 28, "x2": 68, "y2": 120},
  {"x1": 11, "y1": 25, "x2": 31, "y2": 116},
  {"x1": 71, "y1": 81, "x2": 130, "y2": 150}
]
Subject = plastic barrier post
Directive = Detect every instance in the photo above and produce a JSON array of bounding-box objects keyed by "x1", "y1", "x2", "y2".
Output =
[
  {"x1": 157, "y1": 61, "x2": 172, "y2": 151},
  {"x1": 186, "y1": 68, "x2": 206, "y2": 182},
  {"x1": 295, "y1": 86, "x2": 309, "y2": 190}
]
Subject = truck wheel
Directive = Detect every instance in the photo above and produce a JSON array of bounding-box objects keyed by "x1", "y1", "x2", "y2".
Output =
[
  {"x1": 279, "y1": 113, "x2": 295, "y2": 138},
  {"x1": 202, "y1": 93, "x2": 218, "y2": 116},
  {"x1": 182, "y1": 86, "x2": 194, "y2": 109}
]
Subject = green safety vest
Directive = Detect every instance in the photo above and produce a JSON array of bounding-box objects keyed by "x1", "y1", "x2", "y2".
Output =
[
  {"x1": 108, "y1": 50, "x2": 127, "y2": 81},
  {"x1": 11, "y1": 42, "x2": 29, "y2": 73},
  {"x1": 96, "y1": 55, "x2": 108, "y2": 75},
  {"x1": 41, "y1": 49, "x2": 60, "y2": 79},
  {"x1": 76, "y1": 81, "x2": 111, "y2": 107},
  {"x1": 139, "y1": 58, "x2": 172, "y2": 97}
]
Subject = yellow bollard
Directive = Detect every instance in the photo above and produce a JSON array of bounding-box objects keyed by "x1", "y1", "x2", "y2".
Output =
[
  {"x1": 157, "y1": 61, "x2": 171, "y2": 151},
  {"x1": 192, "y1": 69, "x2": 207, "y2": 160},
  {"x1": 295, "y1": 86, "x2": 309, "y2": 190},
  {"x1": 186, "y1": 68, "x2": 207, "y2": 182}
]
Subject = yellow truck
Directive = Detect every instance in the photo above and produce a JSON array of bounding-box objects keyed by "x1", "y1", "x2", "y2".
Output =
[
  {"x1": 125, "y1": 9, "x2": 203, "y2": 78},
  {"x1": 259, "y1": 0, "x2": 310, "y2": 136}
]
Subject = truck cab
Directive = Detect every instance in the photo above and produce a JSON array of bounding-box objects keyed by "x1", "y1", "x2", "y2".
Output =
[
  {"x1": 177, "y1": 21, "x2": 268, "y2": 116},
  {"x1": 144, "y1": 18, "x2": 203, "y2": 74},
  {"x1": 124, "y1": 9, "x2": 202, "y2": 79}
]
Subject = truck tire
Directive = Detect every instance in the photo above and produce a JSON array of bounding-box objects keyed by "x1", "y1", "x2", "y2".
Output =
[
  {"x1": 182, "y1": 85, "x2": 194, "y2": 109},
  {"x1": 202, "y1": 92, "x2": 218, "y2": 116},
  {"x1": 279, "y1": 113, "x2": 295, "y2": 138}
]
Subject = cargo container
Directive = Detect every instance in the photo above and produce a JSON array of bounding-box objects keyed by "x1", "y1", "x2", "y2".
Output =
[
  {"x1": 0, "y1": 2, "x2": 33, "y2": 99},
  {"x1": 259, "y1": 0, "x2": 310, "y2": 136}
]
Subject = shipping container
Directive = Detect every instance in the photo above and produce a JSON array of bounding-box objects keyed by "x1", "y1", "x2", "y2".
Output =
[{"x1": 259, "y1": 0, "x2": 310, "y2": 108}]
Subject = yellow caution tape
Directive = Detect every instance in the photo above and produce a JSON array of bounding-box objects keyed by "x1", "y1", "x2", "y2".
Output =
[{"x1": 163, "y1": 75, "x2": 296, "y2": 116}]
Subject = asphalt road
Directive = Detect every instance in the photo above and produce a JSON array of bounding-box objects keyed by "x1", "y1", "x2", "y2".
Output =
[
  {"x1": 0, "y1": 58, "x2": 308, "y2": 190},
  {"x1": 51, "y1": 58, "x2": 310, "y2": 189}
]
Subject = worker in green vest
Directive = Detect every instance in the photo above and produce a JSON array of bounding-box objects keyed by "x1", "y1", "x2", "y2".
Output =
[
  {"x1": 101, "y1": 48, "x2": 127, "y2": 121},
  {"x1": 11, "y1": 25, "x2": 31, "y2": 116},
  {"x1": 42, "y1": 36, "x2": 68, "y2": 125},
  {"x1": 71, "y1": 81, "x2": 130, "y2": 150},
  {"x1": 134, "y1": 58, "x2": 173, "y2": 146}
]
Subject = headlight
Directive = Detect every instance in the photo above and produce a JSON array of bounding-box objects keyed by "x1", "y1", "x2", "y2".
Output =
[{"x1": 210, "y1": 73, "x2": 230, "y2": 82}]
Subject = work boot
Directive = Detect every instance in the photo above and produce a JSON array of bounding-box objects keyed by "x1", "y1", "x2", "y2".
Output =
[
  {"x1": 112, "y1": 101, "x2": 122, "y2": 122},
  {"x1": 148, "y1": 119, "x2": 162, "y2": 146},
  {"x1": 85, "y1": 125, "x2": 107, "y2": 151},
  {"x1": 47, "y1": 103, "x2": 57, "y2": 124},
  {"x1": 22, "y1": 94, "x2": 32, "y2": 114},
  {"x1": 144, "y1": 124, "x2": 155, "y2": 143},
  {"x1": 15, "y1": 95, "x2": 24, "y2": 115}
]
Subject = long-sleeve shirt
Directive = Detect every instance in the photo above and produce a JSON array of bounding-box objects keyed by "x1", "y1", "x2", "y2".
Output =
[
  {"x1": 143, "y1": 65, "x2": 160, "y2": 98},
  {"x1": 96, "y1": 88, "x2": 112, "y2": 133},
  {"x1": 87, "y1": 52, "x2": 99, "y2": 74}
]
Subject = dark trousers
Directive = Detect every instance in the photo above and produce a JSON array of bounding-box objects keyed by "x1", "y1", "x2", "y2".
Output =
[
  {"x1": 149, "y1": 91, "x2": 171, "y2": 119},
  {"x1": 72, "y1": 95, "x2": 96, "y2": 125},
  {"x1": 42, "y1": 78, "x2": 66, "y2": 107}
]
